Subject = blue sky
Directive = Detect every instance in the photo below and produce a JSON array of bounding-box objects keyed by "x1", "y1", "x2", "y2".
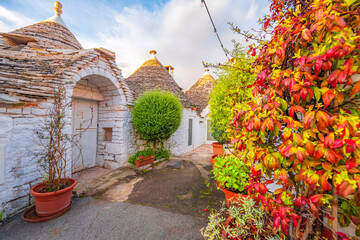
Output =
[{"x1": 0, "y1": 0, "x2": 268, "y2": 89}]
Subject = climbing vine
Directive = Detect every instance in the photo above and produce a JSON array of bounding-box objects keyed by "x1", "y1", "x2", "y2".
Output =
[{"x1": 230, "y1": 0, "x2": 360, "y2": 239}]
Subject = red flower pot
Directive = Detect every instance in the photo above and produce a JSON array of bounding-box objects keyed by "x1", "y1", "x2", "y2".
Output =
[
  {"x1": 221, "y1": 187, "x2": 245, "y2": 206},
  {"x1": 210, "y1": 154, "x2": 217, "y2": 167},
  {"x1": 30, "y1": 178, "x2": 77, "y2": 217},
  {"x1": 212, "y1": 142, "x2": 224, "y2": 155},
  {"x1": 135, "y1": 155, "x2": 155, "y2": 167}
]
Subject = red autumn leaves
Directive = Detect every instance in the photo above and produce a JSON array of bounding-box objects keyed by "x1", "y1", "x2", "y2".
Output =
[{"x1": 229, "y1": 0, "x2": 360, "y2": 237}]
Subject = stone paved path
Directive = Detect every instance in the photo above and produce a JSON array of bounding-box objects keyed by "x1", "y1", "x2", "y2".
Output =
[{"x1": 0, "y1": 144, "x2": 224, "y2": 240}]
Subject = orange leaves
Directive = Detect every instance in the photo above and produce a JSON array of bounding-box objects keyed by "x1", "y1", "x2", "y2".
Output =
[
  {"x1": 261, "y1": 117, "x2": 274, "y2": 132},
  {"x1": 322, "y1": 89, "x2": 335, "y2": 108},
  {"x1": 315, "y1": 111, "x2": 331, "y2": 131},
  {"x1": 324, "y1": 134, "x2": 334, "y2": 148},
  {"x1": 302, "y1": 28, "x2": 312, "y2": 41},
  {"x1": 335, "y1": 16, "x2": 347, "y2": 28},
  {"x1": 350, "y1": 80, "x2": 360, "y2": 97},
  {"x1": 304, "y1": 111, "x2": 315, "y2": 128},
  {"x1": 306, "y1": 141, "x2": 315, "y2": 156},
  {"x1": 280, "y1": 169, "x2": 288, "y2": 184},
  {"x1": 254, "y1": 116, "x2": 261, "y2": 130},
  {"x1": 337, "y1": 180, "x2": 355, "y2": 198},
  {"x1": 306, "y1": 172, "x2": 320, "y2": 185},
  {"x1": 289, "y1": 105, "x2": 305, "y2": 118},
  {"x1": 320, "y1": 173, "x2": 332, "y2": 191}
]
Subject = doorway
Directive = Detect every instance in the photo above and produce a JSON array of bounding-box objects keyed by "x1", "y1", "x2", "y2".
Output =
[{"x1": 72, "y1": 99, "x2": 99, "y2": 172}]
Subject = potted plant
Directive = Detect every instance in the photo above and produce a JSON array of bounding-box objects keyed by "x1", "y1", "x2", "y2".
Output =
[
  {"x1": 212, "y1": 154, "x2": 249, "y2": 206},
  {"x1": 201, "y1": 197, "x2": 283, "y2": 240},
  {"x1": 29, "y1": 80, "x2": 77, "y2": 217},
  {"x1": 210, "y1": 123, "x2": 227, "y2": 155},
  {"x1": 134, "y1": 155, "x2": 155, "y2": 168},
  {"x1": 128, "y1": 147, "x2": 171, "y2": 166}
]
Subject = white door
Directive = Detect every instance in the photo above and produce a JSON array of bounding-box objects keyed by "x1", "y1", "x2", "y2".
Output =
[{"x1": 72, "y1": 99, "x2": 98, "y2": 172}]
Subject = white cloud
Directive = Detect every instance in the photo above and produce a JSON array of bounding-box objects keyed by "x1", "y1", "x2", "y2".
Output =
[
  {"x1": 79, "y1": 0, "x2": 263, "y2": 89},
  {"x1": 246, "y1": 1, "x2": 258, "y2": 20},
  {"x1": 0, "y1": 5, "x2": 35, "y2": 32},
  {"x1": 0, "y1": 0, "x2": 266, "y2": 90}
]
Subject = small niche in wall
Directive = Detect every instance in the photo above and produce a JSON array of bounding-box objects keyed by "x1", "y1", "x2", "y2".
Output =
[{"x1": 103, "y1": 128, "x2": 113, "y2": 142}]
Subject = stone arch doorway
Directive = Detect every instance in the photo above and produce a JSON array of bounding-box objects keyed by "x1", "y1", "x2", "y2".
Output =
[{"x1": 71, "y1": 73, "x2": 126, "y2": 172}]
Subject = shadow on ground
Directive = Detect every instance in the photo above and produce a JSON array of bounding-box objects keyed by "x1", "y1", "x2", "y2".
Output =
[{"x1": 126, "y1": 160, "x2": 225, "y2": 218}]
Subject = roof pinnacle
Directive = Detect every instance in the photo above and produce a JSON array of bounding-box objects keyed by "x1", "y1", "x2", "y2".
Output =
[
  {"x1": 149, "y1": 50, "x2": 157, "y2": 59},
  {"x1": 54, "y1": 1, "x2": 63, "y2": 15},
  {"x1": 43, "y1": 1, "x2": 67, "y2": 27}
]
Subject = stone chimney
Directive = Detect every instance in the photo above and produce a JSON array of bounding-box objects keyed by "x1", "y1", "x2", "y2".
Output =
[
  {"x1": 149, "y1": 50, "x2": 157, "y2": 59},
  {"x1": 203, "y1": 68, "x2": 210, "y2": 75},
  {"x1": 164, "y1": 65, "x2": 174, "y2": 75}
]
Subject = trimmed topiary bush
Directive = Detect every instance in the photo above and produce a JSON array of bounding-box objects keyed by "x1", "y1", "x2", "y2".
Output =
[{"x1": 132, "y1": 90, "x2": 183, "y2": 150}]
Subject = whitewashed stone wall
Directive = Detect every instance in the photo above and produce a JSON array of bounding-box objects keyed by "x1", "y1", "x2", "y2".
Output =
[
  {"x1": 63, "y1": 53, "x2": 132, "y2": 170},
  {"x1": 169, "y1": 108, "x2": 205, "y2": 155},
  {"x1": 0, "y1": 102, "x2": 52, "y2": 219},
  {"x1": 0, "y1": 52, "x2": 132, "y2": 218}
]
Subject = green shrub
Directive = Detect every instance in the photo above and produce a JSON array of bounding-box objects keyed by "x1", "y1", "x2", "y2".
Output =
[
  {"x1": 209, "y1": 43, "x2": 255, "y2": 143},
  {"x1": 154, "y1": 147, "x2": 171, "y2": 160},
  {"x1": 132, "y1": 90, "x2": 182, "y2": 150},
  {"x1": 211, "y1": 122, "x2": 227, "y2": 144},
  {"x1": 212, "y1": 154, "x2": 249, "y2": 193}
]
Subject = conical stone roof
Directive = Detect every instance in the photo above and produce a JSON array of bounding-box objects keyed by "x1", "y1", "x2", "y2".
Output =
[
  {"x1": 125, "y1": 51, "x2": 192, "y2": 108},
  {"x1": 0, "y1": 2, "x2": 131, "y2": 105},
  {"x1": 5, "y1": 1, "x2": 82, "y2": 50},
  {"x1": 185, "y1": 69, "x2": 215, "y2": 113},
  {"x1": 9, "y1": 22, "x2": 82, "y2": 50}
]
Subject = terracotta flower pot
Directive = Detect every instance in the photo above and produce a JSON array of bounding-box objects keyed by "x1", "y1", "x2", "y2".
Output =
[
  {"x1": 210, "y1": 154, "x2": 218, "y2": 167},
  {"x1": 30, "y1": 178, "x2": 77, "y2": 217},
  {"x1": 212, "y1": 142, "x2": 224, "y2": 155},
  {"x1": 135, "y1": 155, "x2": 155, "y2": 167},
  {"x1": 221, "y1": 187, "x2": 245, "y2": 206}
]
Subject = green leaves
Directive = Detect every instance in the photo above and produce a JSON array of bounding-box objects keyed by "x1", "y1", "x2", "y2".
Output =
[
  {"x1": 132, "y1": 90, "x2": 182, "y2": 143},
  {"x1": 212, "y1": 154, "x2": 249, "y2": 193}
]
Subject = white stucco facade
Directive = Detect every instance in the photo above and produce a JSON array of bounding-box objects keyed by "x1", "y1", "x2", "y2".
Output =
[{"x1": 169, "y1": 108, "x2": 206, "y2": 155}]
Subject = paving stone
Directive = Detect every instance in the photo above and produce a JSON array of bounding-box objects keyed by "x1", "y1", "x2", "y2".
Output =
[{"x1": 165, "y1": 160, "x2": 184, "y2": 169}]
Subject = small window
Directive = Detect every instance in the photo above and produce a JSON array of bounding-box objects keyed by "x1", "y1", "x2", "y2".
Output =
[
  {"x1": 103, "y1": 128, "x2": 113, "y2": 142},
  {"x1": 188, "y1": 119, "x2": 193, "y2": 146}
]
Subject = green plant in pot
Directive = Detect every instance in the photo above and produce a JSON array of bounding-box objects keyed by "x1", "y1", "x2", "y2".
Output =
[
  {"x1": 210, "y1": 122, "x2": 227, "y2": 155},
  {"x1": 212, "y1": 154, "x2": 249, "y2": 206},
  {"x1": 30, "y1": 80, "x2": 77, "y2": 218}
]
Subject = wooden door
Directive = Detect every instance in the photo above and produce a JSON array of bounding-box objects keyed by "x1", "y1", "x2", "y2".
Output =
[{"x1": 72, "y1": 99, "x2": 98, "y2": 172}]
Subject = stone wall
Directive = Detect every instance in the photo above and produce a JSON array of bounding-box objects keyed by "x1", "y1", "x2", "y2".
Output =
[
  {"x1": 0, "y1": 52, "x2": 132, "y2": 218},
  {"x1": 64, "y1": 53, "x2": 132, "y2": 170},
  {"x1": 0, "y1": 102, "x2": 52, "y2": 218},
  {"x1": 169, "y1": 108, "x2": 205, "y2": 155}
]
